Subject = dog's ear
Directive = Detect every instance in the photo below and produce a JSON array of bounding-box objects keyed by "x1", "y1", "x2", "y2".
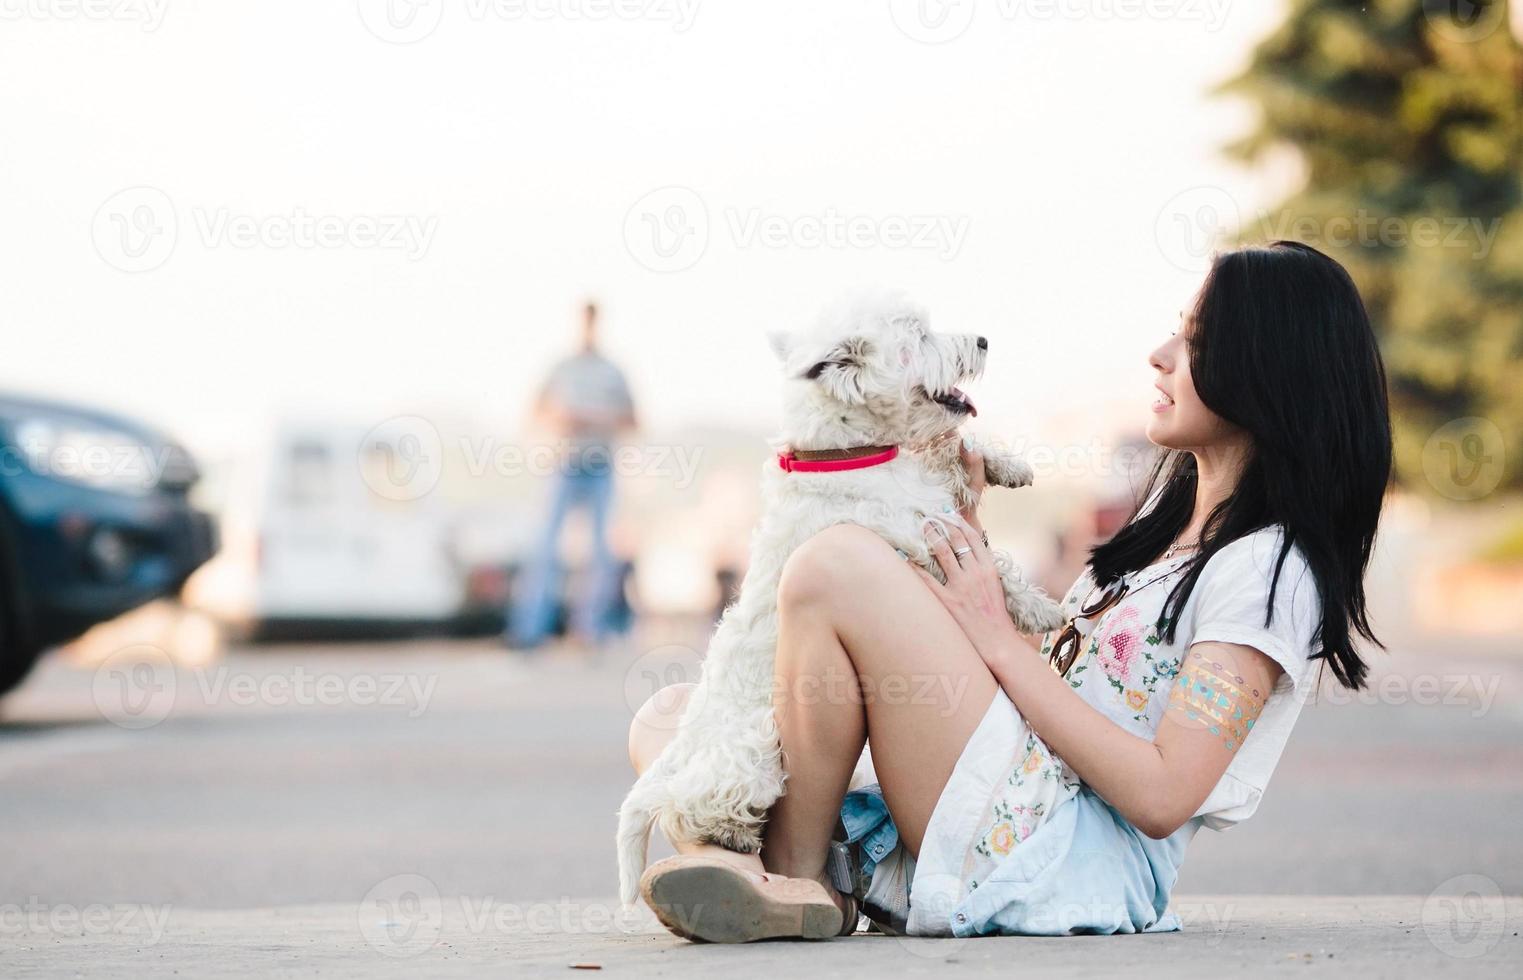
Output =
[
  {"x1": 804, "y1": 338, "x2": 872, "y2": 404},
  {"x1": 767, "y1": 331, "x2": 793, "y2": 363}
]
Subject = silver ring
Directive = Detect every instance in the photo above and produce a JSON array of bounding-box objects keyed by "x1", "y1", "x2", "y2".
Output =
[{"x1": 953, "y1": 547, "x2": 973, "y2": 558}]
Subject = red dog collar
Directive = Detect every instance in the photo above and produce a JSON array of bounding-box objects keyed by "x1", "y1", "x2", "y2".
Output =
[{"x1": 777, "y1": 445, "x2": 899, "y2": 473}]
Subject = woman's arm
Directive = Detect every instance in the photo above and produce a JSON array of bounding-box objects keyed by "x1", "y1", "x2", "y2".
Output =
[{"x1": 911, "y1": 516, "x2": 1280, "y2": 839}]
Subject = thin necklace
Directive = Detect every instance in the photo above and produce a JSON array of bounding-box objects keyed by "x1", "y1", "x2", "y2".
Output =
[{"x1": 1161, "y1": 539, "x2": 1200, "y2": 561}]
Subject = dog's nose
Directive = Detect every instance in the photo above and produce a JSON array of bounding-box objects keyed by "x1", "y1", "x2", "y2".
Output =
[{"x1": 976, "y1": 336, "x2": 988, "y2": 350}]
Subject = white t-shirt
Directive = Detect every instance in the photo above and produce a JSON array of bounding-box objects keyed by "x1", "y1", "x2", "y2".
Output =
[{"x1": 1041, "y1": 526, "x2": 1322, "y2": 830}]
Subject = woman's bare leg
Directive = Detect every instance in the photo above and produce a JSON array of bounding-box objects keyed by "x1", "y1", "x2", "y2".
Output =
[
  {"x1": 764, "y1": 524, "x2": 1001, "y2": 884},
  {"x1": 630, "y1": 522, "x2": 1002, "y2": 889},
  {"x1": 627, "y1": 683, "x2": 767, "y2": 876}
]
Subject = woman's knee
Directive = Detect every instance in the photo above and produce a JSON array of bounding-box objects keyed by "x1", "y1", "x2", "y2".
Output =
[
  {"x1": 778, "y1": 524, "x2": 898, "y2": 615},
  {"x1": 628, "y1": 682, "x2": 695, "y2": 773}
]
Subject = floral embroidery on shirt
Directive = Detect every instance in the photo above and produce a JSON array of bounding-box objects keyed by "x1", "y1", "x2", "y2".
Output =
[
  {"x1": 1080, "y1": 613, "x2": 1182, "y2": 723},
  {"x1": 971, "y1": 732, "x2": 1079, "y2": 864},
  {"x1": 965, "y1": 563, "x2": 1194, "y2": 894},
  {"x1": 943, "y1": 535, "x2": 1312, "y2": 924},
  {"x1": 1095, "y1": 605, "x2": 1143, "y2": 680},
  {"x1": 1129, "y1": 615, "x2": 1182, "y2": 721},
  {"x1": 976, "y1": 802, "x2": 1043, "y2": 858},
  {"x1": 1052, "y1": 571, "x2": 1187, "y2": 723}
]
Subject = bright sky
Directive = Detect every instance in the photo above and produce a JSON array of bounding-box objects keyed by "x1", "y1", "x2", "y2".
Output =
[{"x1": 0, "y1": 0, "x2": 1290, "y2": 454}]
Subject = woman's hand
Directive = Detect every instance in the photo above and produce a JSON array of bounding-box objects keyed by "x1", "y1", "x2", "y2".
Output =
[
  {"x1": 958, "y1": 440, "x2": 987, "y2": 534},
  {"x1": 910, "y1": 516, "x2": 1023, "y2": 667}
]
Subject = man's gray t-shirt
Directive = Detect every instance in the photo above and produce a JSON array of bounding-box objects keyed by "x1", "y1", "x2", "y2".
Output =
[{"x1": 541, "y1": 351, "x2": 634, "y2": 453}]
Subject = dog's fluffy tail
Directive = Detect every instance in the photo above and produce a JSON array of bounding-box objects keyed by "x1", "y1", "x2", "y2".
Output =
[{"x1": 616, "y1": 772, "x2": 663, "y2": 909}]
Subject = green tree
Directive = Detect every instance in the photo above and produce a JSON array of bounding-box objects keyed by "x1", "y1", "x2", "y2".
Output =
[{"x1": 1222, "y1": 0, "x2": 1522, "y2": 493}]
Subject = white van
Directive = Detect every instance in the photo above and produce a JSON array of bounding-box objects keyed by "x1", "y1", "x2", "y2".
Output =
[{"x1": 187, "y1": 419, "x2": 465, "y2": 635}]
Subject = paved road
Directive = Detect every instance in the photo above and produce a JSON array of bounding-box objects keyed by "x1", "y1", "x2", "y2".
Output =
[
  {"x1": 12, "y1": 895, "x2": 1523, "y2": 979},
  {"x1": 1, "y1": 633, "x2": 1520, "y2": 975}
]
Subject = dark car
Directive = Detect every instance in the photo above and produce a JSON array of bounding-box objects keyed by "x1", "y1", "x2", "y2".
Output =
[{"x1": 0, "y1": 394, "x2": 217, "y2": 695}]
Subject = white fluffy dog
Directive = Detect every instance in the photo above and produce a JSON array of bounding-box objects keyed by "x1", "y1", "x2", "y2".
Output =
[{"x1": 616, "y1": 291, "x2": 1062, "y2": 906}]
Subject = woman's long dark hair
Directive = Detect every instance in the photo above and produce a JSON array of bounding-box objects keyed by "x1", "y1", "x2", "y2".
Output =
[{"x1": 1090, "y1": 241, "x2": 1392, "y2": 689}]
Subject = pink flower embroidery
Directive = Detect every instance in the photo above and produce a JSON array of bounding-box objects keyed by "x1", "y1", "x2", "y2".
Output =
[{"x1": 1095, "y1": 606, "x2": 1142, "y2": 681}]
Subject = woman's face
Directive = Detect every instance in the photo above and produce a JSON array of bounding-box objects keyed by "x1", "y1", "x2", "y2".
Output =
[{"x1": 1145, "y1": 310, "x2": 1239, "y2": 452}]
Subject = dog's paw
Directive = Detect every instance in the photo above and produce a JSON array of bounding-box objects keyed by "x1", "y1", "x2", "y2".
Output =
[
  {"x1": 701, "y1": 822, "x2": 765, "y2": 855},
  {"x1": 1009, "y1": 592, "x2": 1066, "y2": 635},
  {"x1": 983, "y1": 452, "x2": 1035, "y2": 490},
  {"x1": 963, "y1": 437, "x2": 1034, "y2": 490}
]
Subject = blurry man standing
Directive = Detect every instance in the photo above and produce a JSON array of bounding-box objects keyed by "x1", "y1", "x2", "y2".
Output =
[{"x1": 510, "y1": 301, "x2": 637, "y2": 649}]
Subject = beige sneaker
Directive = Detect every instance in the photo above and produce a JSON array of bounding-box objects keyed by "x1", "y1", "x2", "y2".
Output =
[{"x1": 638, "y1": 855, "x2": 846, "y2": 943}]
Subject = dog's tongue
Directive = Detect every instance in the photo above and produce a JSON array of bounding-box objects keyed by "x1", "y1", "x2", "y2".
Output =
[{"x1": 954, "y1": 387, "x2": 978, "y2": 417}]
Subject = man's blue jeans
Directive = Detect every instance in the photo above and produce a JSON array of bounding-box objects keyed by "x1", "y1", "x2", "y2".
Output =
[{"x1": 509, "y1": 468, "x2": 617, "y2": 648}]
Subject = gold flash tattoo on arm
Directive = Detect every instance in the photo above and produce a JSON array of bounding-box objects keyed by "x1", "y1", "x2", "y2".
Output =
[{"x1": 1167, "y1": 655, "x2": 1268, "y2": 751}]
